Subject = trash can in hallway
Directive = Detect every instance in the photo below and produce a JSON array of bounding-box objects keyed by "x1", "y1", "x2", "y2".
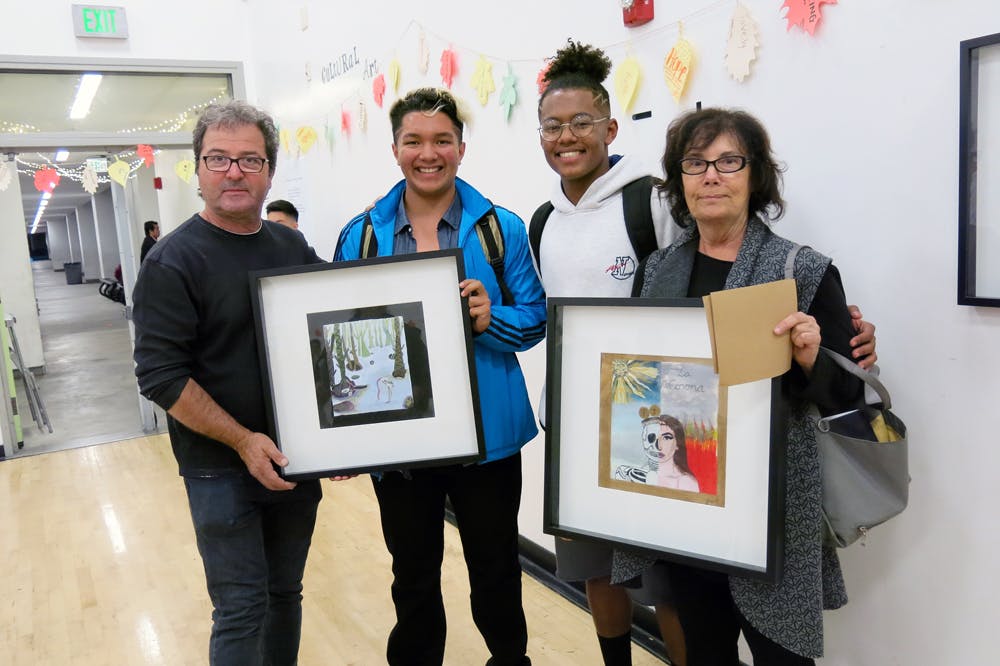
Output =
[{"x1": 63, "y1": 262, "x2": 83, "y2": 285}]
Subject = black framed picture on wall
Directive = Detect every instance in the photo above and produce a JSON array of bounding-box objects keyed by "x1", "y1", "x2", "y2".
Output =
[{"x1": 959, "y1": 30, "x2": 1000, "y2": 306}]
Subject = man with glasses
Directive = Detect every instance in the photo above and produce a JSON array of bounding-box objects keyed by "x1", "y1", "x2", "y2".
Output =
[{"x1": 132, "y1": 100, "x2": 324, "y2": 666}]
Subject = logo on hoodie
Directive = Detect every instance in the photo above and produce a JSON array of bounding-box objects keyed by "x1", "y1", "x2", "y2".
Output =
[{"x1": 607, "y1": 256, "x2": 637, "y2": 281}]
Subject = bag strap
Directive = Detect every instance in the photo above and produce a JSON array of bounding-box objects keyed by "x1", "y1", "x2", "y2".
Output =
[
  {"x1": 474, "y1": 207, "x2": 513, "y2": 306},
  {"x1": 360, "y1": 213, "x2": 378, "y2": 259},
  {"x1": 528, "y1": 201, "x2": 554, "y2": 271},
  {"x1": 818, "y1": 347, "x2": 892, "y2": 409},
  {"x1": 786, "y1": 243, "x2": 891, "y2": 409},
  {"x1": 622, "y1": 175, "x2": 658, "y2": 263}
]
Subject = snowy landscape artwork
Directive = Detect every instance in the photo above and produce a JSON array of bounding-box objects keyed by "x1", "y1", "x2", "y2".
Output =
[{"x1": 307, "y1": 301, "x2": 435, "y2": 428}]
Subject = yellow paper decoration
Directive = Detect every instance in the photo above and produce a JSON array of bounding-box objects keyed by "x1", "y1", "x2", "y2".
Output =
[
  {"x1": 388, "y1": 58, "x2": 402, "y2": 92},
  {"x1": 664, "y1": 38, "x2": 695, "y2": 103},
  {"x1": 174, "y1": 159, "x2": 195, "y2": 184},
  {"x1": 108, "y1": 160, "x2": 130, "y2": 187},
  {"x1": 614, "y1": 57, "x2": 642, "y2": 113},
  {"x1": 295, "y1": 126, "x2": 318, "y2": 154},
  {"x1": 279, "y1": 128, "x2": 292, "y2": 155},
  {"x1": 471, "y1": 56, "x2": 496, "y2": 106}
]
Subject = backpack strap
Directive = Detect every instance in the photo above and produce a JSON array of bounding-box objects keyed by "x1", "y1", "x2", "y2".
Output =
[
  {"x1": 359, "y1": 213, "x2": 378, "y2": 259},
  {"x1": 622, "y1": 175, "x2": 658, "y2": 263},
  {"x1": 528, "y1": 201, "x2": 555, "y2": 272},
  {"x1": 475, "y1": 207, "x2": 513, "y2": 306}
]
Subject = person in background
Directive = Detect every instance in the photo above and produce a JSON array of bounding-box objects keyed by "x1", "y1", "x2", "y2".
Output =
[
  {"x1": 139, "y1": 220, "x2": 159, "y2": 263},
  {"x1": 335, "y1": 87, "x2": 545, "y2": 666},
  {"x1": 616, "y1": 106, "x2": 871, "y2": 665},
  {"x1": 132, "y1": 100, "x2": 324, "y2": 666},
  {"x1": 266, "y1": 199, "x2": 299, "y2": 229},
  {"x1": 531, "y1": 40, "x2": 877, "y2": 666}
]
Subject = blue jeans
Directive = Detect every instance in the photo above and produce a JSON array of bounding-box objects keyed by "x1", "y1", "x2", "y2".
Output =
[{"x1": 184, "y1": 473, "x2": 322, "y2": 666}]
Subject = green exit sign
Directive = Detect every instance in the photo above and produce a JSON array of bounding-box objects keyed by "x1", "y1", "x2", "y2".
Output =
[{"x1": 72, "y1": 5, "x2": 128, "y2": 39}]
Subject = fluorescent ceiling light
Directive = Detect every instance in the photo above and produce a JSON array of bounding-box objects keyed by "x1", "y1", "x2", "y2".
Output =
[
  {"x1": 69, "y1": 73, "x2": 103, "y2": 120},
  {"x1": 54, "y1": 149, "x2": 69, "y2": 162}
]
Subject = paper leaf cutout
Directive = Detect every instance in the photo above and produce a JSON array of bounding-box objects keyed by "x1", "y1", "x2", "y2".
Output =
[
  {"x1": 341, "y1": 108, "x2": 352, "y2": 137},
  {"x1": 388, "y1": 58, "x2": 402, "y2": 92},
  {"x1": 108, "y1": 160, "x2": 130, "y2": 187},
  {"x1": 440, "y1": 46, "x2": 458, "y2": 88},
  {"x1": 325, "y1": 121, "x2": 336, "y2": 154},
  {"x1": 781, "y1": 0, "x2": 836, "y2": 36},
  {"x1": 279, "y1": 128, "x2": 291, "y2": 155},
  {"x1": 418, "y1": 31, "x2": 429, "y2": 75},
  {"x1": 34, "y1": 167, "x2": 60, "y2": 193},
  {"x1": 614, "y1": 57, "x2": 642, "y2": 113},
  {"x1": 372, "y1": 73, "x2": 387, "y2": 107},
  {"x1": 295, "y1": 126, "x2": 318, "y2": 154},
  {"x1": 471, "y1": 56, "x2": 496, "y2": 106},
  {"x1": 537, "y1": 63, "x2": 551, "y2": 95},
  {"x1": 174, "y1": 159, "x2": 195, "y2": 184},
  {"x1": 499, "y1": 64, "x2": 518, "y2": 122},
  {"x1": 664, "y1": 38, "x2": 695, "y2": 103},
  {"x1": 0, "y1": 161, "x2": 10, "y2": 191},
  {"x1": 137, "y1": 144, "x2": 155, "y2": 167},
  {"x1": 359, "y1": 101, "x2": 368, "y2": 132},
  {"x1": 726, "y1": 3, "x2": 760, "y2": 82},
  {"x1": 81, "y1": 165, "x2": 99, "y2": 195}
]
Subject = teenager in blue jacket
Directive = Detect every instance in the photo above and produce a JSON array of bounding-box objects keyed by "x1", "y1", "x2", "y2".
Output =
[{"x1": 334, "y1": 87, "x2": 545, "y2": 666}]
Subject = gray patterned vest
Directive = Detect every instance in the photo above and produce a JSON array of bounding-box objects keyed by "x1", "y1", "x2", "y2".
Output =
[{"x1": 613, "y1": 217, "x2": 848, "y2": 659}]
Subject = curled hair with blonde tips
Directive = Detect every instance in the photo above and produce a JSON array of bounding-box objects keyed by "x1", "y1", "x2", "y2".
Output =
[
  {"x1": 193, "y1": 100, "x2": 279, "y2": 176},
  {"x1": 538, "y1": 40, "x2": 613, "y2": 115},
  {"x1": 389, "y1": 88, "x2": 465, "y2": 142}
]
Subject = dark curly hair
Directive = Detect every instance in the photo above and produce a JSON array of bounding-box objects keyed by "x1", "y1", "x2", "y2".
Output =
[
  {"x1": 389, "y1": 88, "x2": 463, "y2": 143},
  {"x1": 658, "y1": 107, "x2": 785, "y2": 226},
  {"x1": 538, "y1": 40, "x2": 612, "y2": 115}
]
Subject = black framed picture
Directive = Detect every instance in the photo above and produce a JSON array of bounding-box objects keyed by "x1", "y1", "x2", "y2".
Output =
[
  {"x1": 959, "y1": 31, "x2": 1000, "y2": 306},
  {"x1": 250, "y1": 250, "x2": 485, "y2": 480},
  {"x1": 544, "y1": 297, "x2": 786, "y2": 582}
]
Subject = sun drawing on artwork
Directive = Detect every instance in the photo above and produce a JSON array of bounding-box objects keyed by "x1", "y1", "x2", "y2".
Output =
[{"x1": 610, "y1": 359, "x2": 657, "y2": 404}]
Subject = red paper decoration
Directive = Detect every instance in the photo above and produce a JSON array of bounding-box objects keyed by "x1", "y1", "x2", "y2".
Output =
[
  {"x1": 440, "y1": 46, "x2": 458, "y2": 88},
  {"x1": 34, "y1": 167, "x2": 60, "y2": 193},
  {"x1": 781, "y1": 0, "x2": 837, "y2": 36},
  {"x1": 137, "y1": 144, "x2": 155, "y2": 167},
  {"x1": 372, "y1": 73, "x2": 387, "y2": 107}
]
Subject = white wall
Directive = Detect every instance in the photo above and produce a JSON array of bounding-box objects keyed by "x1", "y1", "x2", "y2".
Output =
[
  {"x1": 46, "y1": 216, "x2": 72, "y2": 267},
  {"x1": 0, "y1": 1, "x2": 996, "y2": 663},
  {"x1": 76, "y1": 205, "x2": 100, "y2": 282},
  {"x1": 154, "y1": 149, "x2": 203, "y2": 237},
  {"x1": 243, "y1": 1, "x2": 999, "y2": 664},
  {"x1": 0, "y1": 161, "x2": 44, "y2": 368},
  {"x1": 91, "y1": 195, "x2": 120, "y2": 279}
]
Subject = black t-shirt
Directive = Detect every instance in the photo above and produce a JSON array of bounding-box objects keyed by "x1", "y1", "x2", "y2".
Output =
[{"x1": 133, "y1": 215, "x2": 323, "y2": 475}]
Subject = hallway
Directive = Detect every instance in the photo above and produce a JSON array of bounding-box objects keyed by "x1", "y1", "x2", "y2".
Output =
[{"x1": 10, "y1": 260, "x2": 152, "y2": 457}]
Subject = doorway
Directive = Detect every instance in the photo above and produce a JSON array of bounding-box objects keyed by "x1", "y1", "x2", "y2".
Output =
[{"x1": 0, "y1": 57, "x2": 244, "y2": 458}]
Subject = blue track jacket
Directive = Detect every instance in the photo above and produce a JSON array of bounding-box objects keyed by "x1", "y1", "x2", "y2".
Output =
[{"x1": 334, "y1": 178, "x2": 546, "y2": 462}]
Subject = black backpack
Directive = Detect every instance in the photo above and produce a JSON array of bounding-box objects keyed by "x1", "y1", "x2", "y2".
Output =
[
  {"x1": 358, "y1": 207, "x2": 514, "y2": 305},
  {"x1": 528, "y1": 175, "x2": 658, "y2": 271}
]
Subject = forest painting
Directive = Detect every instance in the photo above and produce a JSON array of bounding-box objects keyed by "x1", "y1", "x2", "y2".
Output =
[{"x1": 307, "y1": 301, "x2": 435, "y2": 428}]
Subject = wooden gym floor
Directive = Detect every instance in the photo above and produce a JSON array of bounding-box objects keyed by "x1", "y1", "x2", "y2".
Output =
[{"x1": 0, "y1": 434, "x2": 666, "y2": 665}]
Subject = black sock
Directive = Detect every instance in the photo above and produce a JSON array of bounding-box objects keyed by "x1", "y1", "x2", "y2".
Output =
[{"x1": 597, "y1": 631, "x2": 632, "y2": 666}]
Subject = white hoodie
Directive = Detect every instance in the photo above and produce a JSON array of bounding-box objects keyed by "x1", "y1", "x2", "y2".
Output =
[{"x1": 537, "y1": 154, "x2": 678, "y2": 298}]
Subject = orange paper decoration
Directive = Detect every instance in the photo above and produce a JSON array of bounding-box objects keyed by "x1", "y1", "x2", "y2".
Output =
[
  {"x1": 781, "y1": 0, "x2": 837, "y2": 36},
  {"x1": 372, "y1": 73, "x2": 387, "y2": 107}
]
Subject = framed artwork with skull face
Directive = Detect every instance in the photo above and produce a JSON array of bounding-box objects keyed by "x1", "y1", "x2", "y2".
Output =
[{"x1": 543, "y1": 297, "x2": 786, "y2": 582}]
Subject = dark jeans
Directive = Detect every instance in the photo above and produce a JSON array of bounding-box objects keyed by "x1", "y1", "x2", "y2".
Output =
[
  {"x1": 667, "y1": 564, "x2": 815, "y2": 666},
  {"x1": 372, "y1": 454, "x2": 529, "y2": 666},
  {"x1": 184, "y1": 474, "x2": 322, "y2": 666}
]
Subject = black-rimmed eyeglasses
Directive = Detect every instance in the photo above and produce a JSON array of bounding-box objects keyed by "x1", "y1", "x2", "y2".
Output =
[
  {"x1": 538, "y1": 115, "x2": 610, "y2": 142},
  {"x1": 201, "y1": 155, "x2": 269, "y2": 173},
  {"x1": 679, "y1": 156, "x2": 749, "y2": 175}
]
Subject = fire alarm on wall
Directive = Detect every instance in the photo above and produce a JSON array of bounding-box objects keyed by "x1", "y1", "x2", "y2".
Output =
[{"x1": 622, "y1": 0, "x2": 654, "y2": 27}]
